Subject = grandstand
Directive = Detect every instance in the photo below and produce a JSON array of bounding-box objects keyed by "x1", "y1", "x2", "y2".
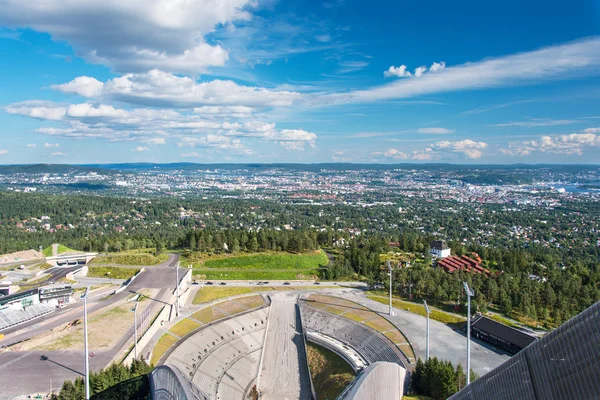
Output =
[
  {"x1": 163, "y1": 307, "x2": 269, "y2": 400},
  {"x1": 0, "y1": 303, "x2": 55, "y2": 331},
  {"x1": 299, "y1": 300, "x2": 408, "y2": 368}
]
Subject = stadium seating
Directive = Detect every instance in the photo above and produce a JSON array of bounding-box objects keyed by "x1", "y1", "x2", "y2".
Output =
[
  {"x1": 0, "y1": 304, "x2": 55, "y2": 331},
  {"x1": 300, "y1": 304, "x2": 405, "y2": 367},
  {"x1": 164, "y1": 307, "x2": 268, "y2": 400}
]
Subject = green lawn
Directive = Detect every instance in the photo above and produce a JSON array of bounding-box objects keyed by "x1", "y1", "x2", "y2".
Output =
[
  {"x1": 42, "y1": 243, "x2": 80, "y2": 257},
  {"x1": 92, "y1": 251, "x2": 168, "y2": 266},
  {"x1": 193, "y1": 268, "x2": 320, "y2": 280},
  {"x1": 169, "y1": 318, "x2": 201, "y2": 337},
  {"x1": 88, "y1": 266, "x2": 140, "y2": 279},
  {"x1": 151, "y1": 334, "x2": 178, "y2": 365},
  {"x1": 200, "y1": 251, "x2": 329, "y2": 270},
  {"x1": 187, "y1": 251, "x2": 328, "y2": 281},
  {"x1": 366, "y1": 294, "x2": 466, "y2": 325},
  {"x1": 306, "y1": 342, "x2": 355, "y2": 400},
  {"x1": 193, "y1": 287, "x2": 257, "y2": 304}
]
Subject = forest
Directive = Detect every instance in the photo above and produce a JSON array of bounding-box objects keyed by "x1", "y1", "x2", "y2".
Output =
[{"x1": 0, "y1": 192, "x2": 598, "y2": 326}]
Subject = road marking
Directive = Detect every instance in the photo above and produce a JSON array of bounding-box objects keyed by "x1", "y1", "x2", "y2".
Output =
[{"x1": 0, "y1": 349, "x2": 36, "y2": 371}]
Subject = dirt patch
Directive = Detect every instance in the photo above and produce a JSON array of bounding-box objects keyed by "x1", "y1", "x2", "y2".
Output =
[{"x1": 0, "y1": 249, "x2": 43, "y2": 264}]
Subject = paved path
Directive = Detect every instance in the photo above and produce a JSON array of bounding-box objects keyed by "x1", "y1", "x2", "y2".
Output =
[{"x1": 258, "y1": 292, "x2": 311, "y2": 400}]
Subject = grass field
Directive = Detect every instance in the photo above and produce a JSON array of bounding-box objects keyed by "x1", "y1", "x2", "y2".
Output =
[
  {"x1": 306, "y1": 294, "x2": 415, "y2": 362},
  {"x1": 92, "y1": 251, "x2": 168, "y2": 266},
  {"x1": 151, "y1": 334, "x2": 178, "y2": 365},
  {"x1": 88, "y1": 266, "x2": 140, "y2": 279},
  {"x1": 306, "y1": 342, "x2": 355, "y2": 400},
  {"x1": 42, "y1": 243, "x2": 79, "y2": 257},
  {"x1": 169, "y1": 318, "x2": 201, "y2": 337},
  {"x1": 193, "y1": 269, "x2": 321, "y2": 280},
  {"x1": 186, "y1": 250, "x2": 328, "y2": 281},
  {"x1": 366, "y1": 293, "x2": 466, "y2": 325},
  {"x1": 486, "y1": 313, "x2": 522, "y2": 329}
]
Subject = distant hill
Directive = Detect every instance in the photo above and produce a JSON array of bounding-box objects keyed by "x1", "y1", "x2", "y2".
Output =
[{"x1": 0, "y1": 163, "x2": 598, "y2": 175}]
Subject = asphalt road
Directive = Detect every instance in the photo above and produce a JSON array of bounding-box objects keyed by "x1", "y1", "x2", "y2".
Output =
[
  {"x1": 0, "y1": 350, "x2": 107, "y2": 400},
  {"x1": 0, "y1": 254, "x2": 182, "y2": 399}
]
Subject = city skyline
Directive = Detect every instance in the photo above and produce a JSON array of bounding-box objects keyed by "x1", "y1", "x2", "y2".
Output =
[{"x1": 1, "y1": 0, "x2": 600, "y2": 164}]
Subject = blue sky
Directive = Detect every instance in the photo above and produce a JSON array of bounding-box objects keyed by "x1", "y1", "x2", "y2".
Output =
[{"x1": 1, "y1": 0, "x2": 600, "y2": 164}]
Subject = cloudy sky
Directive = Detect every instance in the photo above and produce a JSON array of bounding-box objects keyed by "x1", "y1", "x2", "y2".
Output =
[{"x1": 1, "y1": 0, "x2": 600, "y2": 164}]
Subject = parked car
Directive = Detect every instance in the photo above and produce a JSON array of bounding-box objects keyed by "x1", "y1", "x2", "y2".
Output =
[
  {"x1": 283, "y1": 282, "x2": 290, "y2": 285},
  {"x1": 206, "y1": 281, "x2": 214, "y2": 285},
  {"x1": 220, "y1": 282, "x2": 227, "y2": 285}
]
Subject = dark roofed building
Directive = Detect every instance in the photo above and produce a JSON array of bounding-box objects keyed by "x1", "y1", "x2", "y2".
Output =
[
  {"x1": 469, "y1": 315, "x2": 538, "y2": 354},
  {"x1": 430, "y1": 240, "x2": 451, "y2": 258}
]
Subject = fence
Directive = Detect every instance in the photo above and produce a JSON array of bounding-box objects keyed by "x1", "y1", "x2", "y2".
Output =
[{"x1": 449, "y1": 300, "x2": 600, "y2": 400}]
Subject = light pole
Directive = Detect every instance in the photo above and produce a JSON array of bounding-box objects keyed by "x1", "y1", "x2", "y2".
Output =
[
  {"x1": 132, "y1": 302, "x2": 139, "y2": 360},
  {"x1": 423, "y1": 300, "x2": 430, "y2": 360},
  {"x1": 175, "y1": 262, "x2": 180, "y2": 317},
  {"x1": 463, "y1": 282, "x2": 474, "y2": 385},
  {"x1": 387, "y1": 260, "x2": 393, "y2": 316},
  {"x1": 81, "y1": 286, "x2": 90, "y2": 400}
]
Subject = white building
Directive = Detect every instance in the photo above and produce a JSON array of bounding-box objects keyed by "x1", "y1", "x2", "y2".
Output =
[{"x1": 430, "y1": 240, "x2": 451, "y2": 258}]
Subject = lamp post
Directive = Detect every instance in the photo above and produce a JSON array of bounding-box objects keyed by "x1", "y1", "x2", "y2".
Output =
[
  {"x1": 387, "y1": 260, "x2": 393, "y2": 316},
  {"x1": 463, "y1": 282, "x2": 474, "y2": 385},
  {"x1": 81, "y1": 286, "x2": 90, "y2": 400},
  {"x1": 423, "y1": 300, "x2": 431, "y2": 360},
  {"x1": 132, "y1": 302, "x2": 139, "y2": 360},
  {"x1": 175, "y1": 261, "x2": 180, "y2": 317}
]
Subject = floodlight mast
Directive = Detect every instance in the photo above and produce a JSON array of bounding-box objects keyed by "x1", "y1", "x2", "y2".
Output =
[
  {"x1": 81, "y1": 286, "x2": 90, "y2": 400},
  {"x1": 463, "y1": 282, "x2": 474, "y2": 385},
  {"x1": 423, "y1": 300, "x2": 431, "y2": 360},
  {"x1": 132, "y1": 302, "x2": 139, "y2": 359},
  {"x1": 176, "y1": 261, "x2": 180, "y2": 317},
  {"x1": 387, "y1": 260, "x2": 393, "y2": 316}
]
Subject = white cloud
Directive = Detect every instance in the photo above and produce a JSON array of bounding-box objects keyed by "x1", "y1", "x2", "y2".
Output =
[
  {"x1": 67, "y1": 103, "x2": 129, "y2": 118},
  {"x1": 5, "y1": 101, "x2": 66, "y2": 120},
  {"x1": 142, "y1": 138, "x2": 166, "y2": 145},
  {"x1": 180, "y1": 151, "x2": 200, "y2": 157},
  {"x1": 0, "y1": 0, "x2": 253, "y2": 74},
  {"x1": 373, "y1": 147, "x2": 439, "y2": 161},
  {"x1": 339, "y1": 37, "x2": 600, "y2": 103},
  {"x1": 418, "y1": 127, "x2": 455, "y2": 134},
  {"x1": 58, "y1": 70, "x2": 301, "y2": 107},
  {"x1": 0, "y1": 149, "x2": 8, "y2": 155},
  {"x1": 414, "y1": 66, "x2": 427, "y2": 77},
  {"x1": 315, "y1": 34, "x2": 331, "y2": 43},
  {"x1": 384, "y1": 65, "x2": 412, "y2": 78},
  {"x1": 26, "y1": 143, "x2": 36, "y2": 148},
  {"x1": 492, "y1": 119, "x2": 578, "y2": 127},
  {"x1": 433, "y1": 139, "x2": 488, "y2": 159},
  {"x1": 52, "y1": 76, "x2": 104, "y2": 97},
  {"x1": 193, "y1": 106, "x2": 254, "y2": 118},
  {"x1": 51, "y1": 151, "x2": 66, "y2": 156},
  {"x1": 429, "y1": 61, "x2": 446, "y2": 72},
  {"x1": 132, "y1": 146, "x2": 149, "y2": 152},
  {"x1": 178, "y1": 135, "x2": 252, "y2": 155},
  {"x1": 384, "y1": 61, "x2": 445, "y2": 79},
  {"x1": 44, "y1": 143, "x2": 60, "y2": 148},
  {"x1": 501, "y1": 131, "x2": 600, "y2": 156}
]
